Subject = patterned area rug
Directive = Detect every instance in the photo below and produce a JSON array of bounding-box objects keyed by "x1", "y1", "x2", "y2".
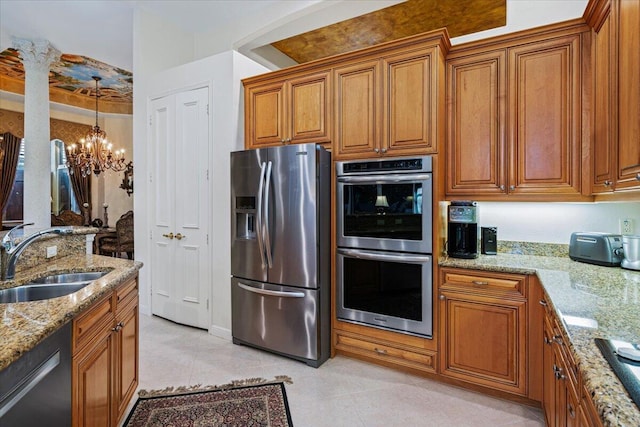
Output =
[{"x1": 124, "y1": 376, "x2": 293, "y2": 427}]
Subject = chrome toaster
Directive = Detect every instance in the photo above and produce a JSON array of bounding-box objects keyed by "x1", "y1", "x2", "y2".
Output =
[{"x1": 569, "y1": 232, "x2": 624, "y2": 267}]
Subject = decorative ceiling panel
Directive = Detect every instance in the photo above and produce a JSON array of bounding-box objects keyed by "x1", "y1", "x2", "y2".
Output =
[
  {"x1": 271, "y1": 0, "x2": 506, "y2": 64},
  {"x1": 0, "y1": 48, "x2": 132, "y2": 114}
]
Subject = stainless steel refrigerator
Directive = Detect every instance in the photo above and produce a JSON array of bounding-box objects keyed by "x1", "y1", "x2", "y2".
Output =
[{"x1": 230, "y1": 143, "x2": 330, "y2": 367}]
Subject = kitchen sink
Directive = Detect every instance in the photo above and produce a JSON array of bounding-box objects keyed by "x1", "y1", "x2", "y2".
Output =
[
  {"x1": 0, "y1": 271, "x2": 109, "y2": 303},
  {"x1": 28, "y1": 271, "x2": 108, "y2": 284}
]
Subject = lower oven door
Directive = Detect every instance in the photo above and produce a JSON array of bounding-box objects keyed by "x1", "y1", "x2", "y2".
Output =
[{"x1": 336, "y1": 248, "x2": 432, "y2": 338}]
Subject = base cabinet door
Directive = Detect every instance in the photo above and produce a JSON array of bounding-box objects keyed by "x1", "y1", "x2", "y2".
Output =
[
  {"x1": 73, "y1": 330, "x2": 114, "y2": 427},
  {"x1": 72, "y1": 276, "x2": 139, "y2": 427},
  {"x1": 439, "y1": 268, "x2": 527, "y2": 396}
]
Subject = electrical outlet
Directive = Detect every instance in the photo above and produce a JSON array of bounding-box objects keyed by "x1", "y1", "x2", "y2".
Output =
[
  {"x1": 46, "y1": 246, "x2": 57, "y2": 258},
  {"x1": 620, "y1": 218, "x2": 634, "y2": 235}
]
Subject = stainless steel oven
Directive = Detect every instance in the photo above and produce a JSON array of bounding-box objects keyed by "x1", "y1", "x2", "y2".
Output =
[
  {"x1": 336, "y1": 156, "x2": 433, "y2": 253},
  {"x1": 336, "y1": 248, "x2": 433, "y2": 337},
  {"x1": 336, "y1": 156, "x2": 434, "y2": 338}
]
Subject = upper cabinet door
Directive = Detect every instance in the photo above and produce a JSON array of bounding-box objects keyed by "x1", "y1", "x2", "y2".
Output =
[
  {"x1": 508, "y1": 34, "x2": 582, "y2": 196},
  {"x1": 288, "y1": 72, "x2": 331, "y2": 145},
  {"x1": 334, "y1": 59, "x2": 381, "y2": 159},
  {"x1": 383, "y1": 48, "x2": 440, "y2": 156},
  {"x1": 616, "y1": 0, "x2": 640, "y2": 189},
  {"x1": 245, "y1": 81, "x2": 286, "y2": 148},
  {"x1": 446, "y1": 50, "x2": 507, "y2": 196}
]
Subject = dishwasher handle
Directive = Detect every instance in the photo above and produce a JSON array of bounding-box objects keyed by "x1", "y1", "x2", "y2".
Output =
[{"x1": 0, "y1": 351, "x2": 60, "y2": 418}]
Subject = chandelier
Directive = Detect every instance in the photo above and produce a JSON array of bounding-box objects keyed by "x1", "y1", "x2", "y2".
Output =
[{"x1": 66, "y1": 76, "x2": 127, "y2": 177}]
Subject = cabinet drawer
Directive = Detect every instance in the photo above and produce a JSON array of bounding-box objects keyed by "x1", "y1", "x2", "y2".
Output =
[
  {"x1": 116, "y1": 278, "x2": 138, "y2": 311},
  {"x1": 73, "y1": 294, "x2": 114, "y2": 352},
  {"x1": 335, "y1": 332, "x2": 436, "y2": 373},
  {"x1": 441, "y1": 269, "x2": 526, "y2": 297}
]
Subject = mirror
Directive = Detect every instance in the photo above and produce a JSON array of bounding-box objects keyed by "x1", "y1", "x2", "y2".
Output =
[{"x1": 120, "y1": 161, "x2": 133, "y2": 197}]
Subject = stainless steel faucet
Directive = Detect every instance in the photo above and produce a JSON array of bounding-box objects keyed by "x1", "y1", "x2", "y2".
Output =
[{"x1": 1, "y1": 223, "x2": 74, "y2": 280}]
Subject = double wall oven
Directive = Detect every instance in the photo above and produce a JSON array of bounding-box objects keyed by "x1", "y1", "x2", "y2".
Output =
[{"x1": 336, "y1": 156, "x2": 433, "y2": 338}]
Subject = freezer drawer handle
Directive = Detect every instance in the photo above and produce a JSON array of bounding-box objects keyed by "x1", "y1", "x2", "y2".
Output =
[{"x1": 237, "y1": 282, "x2": 305, "y2": 298}]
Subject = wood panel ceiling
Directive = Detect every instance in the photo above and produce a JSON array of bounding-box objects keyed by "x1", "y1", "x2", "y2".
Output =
[{"x1": 271, "y1": 0, "x2": 507, "y2": 64}]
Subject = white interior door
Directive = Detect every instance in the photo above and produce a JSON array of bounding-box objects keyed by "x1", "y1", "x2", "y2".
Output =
[{"x1": 150, "y1": 87, "x2": 210, "y2": 329}]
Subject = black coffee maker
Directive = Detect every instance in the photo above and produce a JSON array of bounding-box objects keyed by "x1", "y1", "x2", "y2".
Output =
[{"x1": 447, "y1": 201, "x2": 478, "y2": 259}]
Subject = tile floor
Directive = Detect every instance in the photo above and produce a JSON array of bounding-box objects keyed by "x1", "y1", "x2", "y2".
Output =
[{"x1": 137, "y1": 314, "x2": 545, "y2": 427}]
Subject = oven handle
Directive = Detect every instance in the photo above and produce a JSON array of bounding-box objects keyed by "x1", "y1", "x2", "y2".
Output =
[
  {"x1": 338, "y1": 248, "x2": 431, "y2": 264},
  {"x1": 337, "y1": 173, "x2": 431, "y2": 183}
]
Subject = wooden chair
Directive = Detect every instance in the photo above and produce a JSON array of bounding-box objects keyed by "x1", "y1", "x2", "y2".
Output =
[
  {"x1": 99, "y1": 211, "x2": 134, "y2": 259},
  {"x1": 51, "y1": 209, "x2": 84, "y2": 226}
]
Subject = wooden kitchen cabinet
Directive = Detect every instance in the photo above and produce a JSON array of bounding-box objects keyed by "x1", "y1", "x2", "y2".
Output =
[
  {"x1": 588, "y1": 0, "x2": 640, "y2": 194},
  {"x1": 446, "y1": 23, "x2": 589, "y2": 200},
  {"x1": 244, "y1": 71, "x2": 331, "y2": 149},
  {"x1": 333, "y1": 320, "x2": 437, "y2": 375},
  {"x1": 334, "y1": 43, "x2": 446, "y2": 160},
  {"x1": 72, "y1": 276, "x2": 139, "y2": 427},
  {"x1": 439, "y1": 268, "x2": 528, "y2": 396},
  {"x1": 541, "y1": 299, "x2": 603, "y2": 427}
]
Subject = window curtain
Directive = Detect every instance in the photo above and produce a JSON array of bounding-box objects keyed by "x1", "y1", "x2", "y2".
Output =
[
  {"x1": 64, "y1": 142, "x2": 91, "y2": 223},
  {"x1": 0, "y1": 132, "x2": 22, "y2": 229}
]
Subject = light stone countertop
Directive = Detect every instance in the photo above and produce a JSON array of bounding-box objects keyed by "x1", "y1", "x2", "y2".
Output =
[
  {"x1": 0, "y1": 254, "x2": 142, "y2": 371},
  {"x1": 439, "y1": 254, "x2": 640, "y2": 427}
]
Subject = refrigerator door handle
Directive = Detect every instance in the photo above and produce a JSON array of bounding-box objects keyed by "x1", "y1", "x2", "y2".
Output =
[
  {"x1": 256, "y1": 161, "x2": 267, "y2": 267},
  {"x1": 338, "y1": 248, "x2": 431, "y2": 264},
  {"x1": 338, "y1": 173, "x2": 432, "y2": 184},
  {"x1": 237, "y1": 282, "x2": 305, "y2": 298},
  {"x1": 263, "y1": 161, "x2": 274, "y2": 268}
]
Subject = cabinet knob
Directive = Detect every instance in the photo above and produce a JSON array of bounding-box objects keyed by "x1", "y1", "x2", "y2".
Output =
[
  {"x1": 162, "y1": 232, "x2": 174, "y2": 240},
  {"x1": 499, "y1": 185, "x2": 505, "y2": 191},
  {"x1": 374, "y1": 148, "x2": 380, "y2": 153},
  {"x1": 636, "y1": 173, "x2": 640, "y2": 181},
  {"x1": 509, "y1": 185, "x2": 515, "y2": 191},
  {"x1": 604, "y1": 180, "x2": 612, "y2": 187},
  {"x1": 374, "y1": 347, "x2": 388, "y2": 355},
  {"x1": 175, "y1": 233, "x2": 184, "y2": 241},
  {"x1": 381, "y1": 148, "x2": 387, "y2": 153},
  {"x1": 539, "y1": 300, "x2": 548, "y2": 306},
  {"x1": 439, "y1": 295, "x2": 445, "y2": 300},
  {"x1": 472, "y1": 280, "x2": 488, "y2": 286},
  {"x1": 568, "y1": 403, "x2": 576, "y2": 418}
]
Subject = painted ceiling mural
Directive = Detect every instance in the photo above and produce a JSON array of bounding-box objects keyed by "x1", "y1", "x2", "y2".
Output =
[{"x1": 0, "y1": 48, "x2": 132, "y2": 113}]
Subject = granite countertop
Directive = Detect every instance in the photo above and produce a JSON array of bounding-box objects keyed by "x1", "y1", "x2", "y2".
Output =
[
  {"x1": 0, "y1": 254, "x2": 143, "y2": 371},
  {"x1": 439, "y1": 253, "x2": 640, "y2": 427}
]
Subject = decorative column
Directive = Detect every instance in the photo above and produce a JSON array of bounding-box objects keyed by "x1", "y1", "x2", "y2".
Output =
[{"x1": 12, "y1": 38, "x2": 61, "y2": 231}]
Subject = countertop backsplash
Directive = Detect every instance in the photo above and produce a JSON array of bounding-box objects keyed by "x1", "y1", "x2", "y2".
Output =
[{"x1": 497, "y1": 240, "x2": 569, "y2": 257}]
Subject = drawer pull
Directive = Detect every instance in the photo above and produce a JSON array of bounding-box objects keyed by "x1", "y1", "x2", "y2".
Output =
[
  {"x1": 472, "y1": 281, "x2": 489, "y2": 286},
  {"x1": 111, "y1": 321, "x2": 124, "y2": 332},
  {"x1": 539, "y1": 300, "x2": 547, "y2": 306},
  {"x1": 374, "y1": 348, "x2": 387, "y2": 355}
]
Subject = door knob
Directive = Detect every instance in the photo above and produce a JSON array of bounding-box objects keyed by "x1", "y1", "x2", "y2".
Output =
[
  {"x1": 175, "y1": 233, "x2": 184, "y2": 240},
  {"x1": 162, "y1": 232, "x2": 174, "y2": 239}
]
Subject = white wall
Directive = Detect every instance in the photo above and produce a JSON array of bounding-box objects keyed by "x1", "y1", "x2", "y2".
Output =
[{"x1": 474, "y1": 202, "x2": 640, "y2": 244}]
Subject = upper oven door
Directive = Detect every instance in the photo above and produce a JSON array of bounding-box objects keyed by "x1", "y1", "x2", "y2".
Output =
[{"x1": 337, "y1": 172, "x2": 433, "y2": 253}]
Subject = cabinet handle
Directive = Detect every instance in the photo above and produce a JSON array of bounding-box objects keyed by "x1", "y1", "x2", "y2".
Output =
[
  {"x1": 499, "y1": 185, "x2": 505, "y2": 191},
  {"x1": 175, "y1": 233, "x2": 184, "y2": 240},
  {"x1": 381, "y1": 148, "x2": 387, "y2": 153},
  {"x1": 636, "y1": 173, "x2": 640, "y2": 181},
  {"x1": 568, "y1": 403, "x2": 576, "y2": 418},
  {"x1": 111, "y1": 322, "x2": 124, "y2": 332},
  {"x1": 539, "y1": 300, "x2": 547, "y2": 306},
  {"x1": 374, "y1": 148, "x2": 380, "y2": 153},
  {"x1": 439, "y1": 295, "x2": 445, "y2": 300},
  {"x1": 553, "y1": 335, "x2": 564, "y2": 345},
  {"x1": 374, "y1": 347, "x2": 387, "y2": 355},
  {"x1": 285, "y1": 138, "x2": 291, "y2": 144},
  {"x1": 509, "y1": 185, "x2": 515, "y2": 191},
  {"x1": 604, "y1": 180, "x2": 612, "y2": 187},
  {"x1": 543, "y1": 336, "x2": 552, "y2": 345},
  {"x1": 162, "y1": 232, "x2": 174, "y2": 240},
  {"x1": 472, "y1": 281, "x2": 488, "y2": 286}
]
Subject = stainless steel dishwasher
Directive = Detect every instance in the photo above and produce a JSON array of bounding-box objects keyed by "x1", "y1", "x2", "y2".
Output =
[{"x1": 0, "y1": 322, "x2": 72, "y2": 426}]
